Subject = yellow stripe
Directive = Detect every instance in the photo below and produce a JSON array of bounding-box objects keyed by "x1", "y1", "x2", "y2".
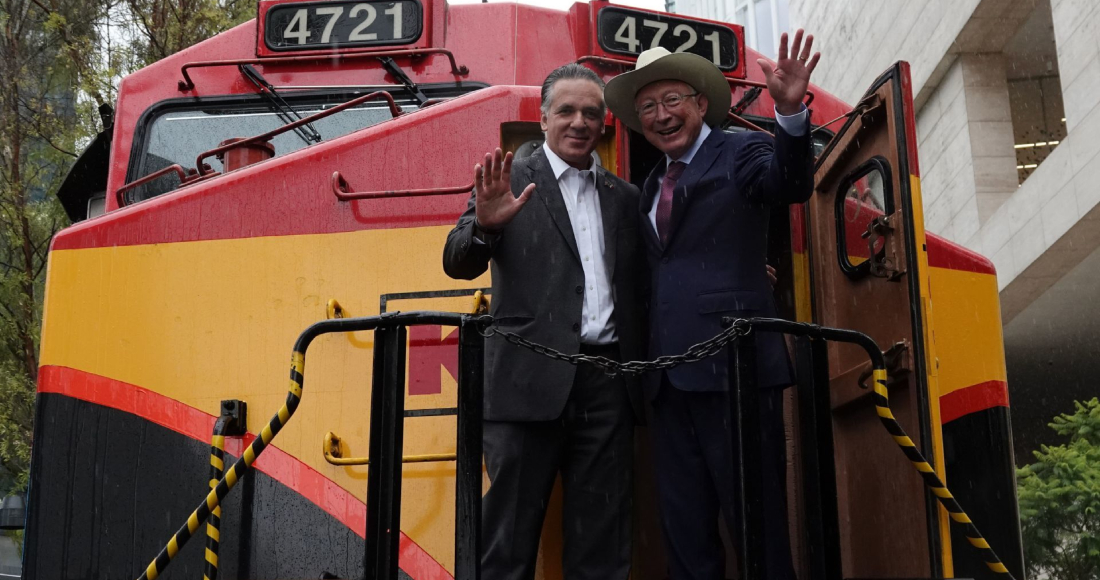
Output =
[
  {"x1": 167, "y1": 536, "x2": 179, "y2": 558},
  {"x1": 211, "y1": 435, "x2": 225, "y2": 448},
  {"x1": 206, "y1": 490, "x2": 218, "y2": 511},
  {"x1": 292, "y1": 351, "x2": 305, "y2": 374},
  {"x1": 950, "y1": 512, "x2": 972, "y2": 524},
  {"x1": 876, "y1": 406, "x2": 896, "y2": 420},
  {"x1": 261, "y1": 424, "x2": 274, "y2": 444},
  {"x1": 210, "y1": 455, "x2": 224, "y2": 470},
  {"x1": 873, "y1": 382, "x2": 888, "y2": 398},
  {"x1": 226, "y1": 467, "x2": 238, "y2": 487},
  {"x1": 244, "y1": 446, "x2": 256, "y2": 466},
  {"x1": 930, "y1": 486, "x2": 953, "y2": 499},
  {"x1": 967, "y1": 536, "x2": 990, "y2": 549},
  {"x1": 915, "y1": 462, "x2": 935, "y2": 473},
  {"x1": 187, "y1": 512, "x2": 200, "y2": 533},
  {"x1": 146, "y1": 563, "x2": 159, "y2": 580},
  {"x1": 986, "y1": 561, "x2": 1009, "y2": 573},
  {"x1": 893, "y1": 435, "x2": 915, "y2": 447},
  {"x1": 205, "y1": 548, "x2": 218, "y2": 566},
  {"x1": 208, "y1": 525, "x2": 220, "y2": 542},
  {"x1": 213, "y1": 505, "x2": 221, "y2": 517},
  {"x1": 278, "y1": 406, "x2": 290, "y2": 424},
  {"x1": 41, "y1": 227, "x2": 490, "y2": 575}
]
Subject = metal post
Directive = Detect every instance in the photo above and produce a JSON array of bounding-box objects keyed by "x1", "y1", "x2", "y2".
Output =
[
  {"x1": 794, "y1": 337, "x2": 842, "y2": 580},
  {"x1": 454, "y1": 317, "x2": 484, "y2": 580},
  {"x1": 728, "y1": 336, "x2": 765, "y2": 580},
  {"x1": 364, "y1": 325, "x2": 408, "y2": 580}
]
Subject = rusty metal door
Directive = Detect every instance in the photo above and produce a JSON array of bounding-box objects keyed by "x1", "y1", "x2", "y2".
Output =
[{"x1": 807, "y1": 61, "x2": 947, "y2": 579}]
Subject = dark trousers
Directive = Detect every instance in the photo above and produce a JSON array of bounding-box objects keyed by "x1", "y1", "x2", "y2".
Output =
[
  {"x1": 650, "y1": 376, "x2": 795, "y2": 580},
  {"x1": 481, "y1": 344, "x2": 633, "y2": 580}
]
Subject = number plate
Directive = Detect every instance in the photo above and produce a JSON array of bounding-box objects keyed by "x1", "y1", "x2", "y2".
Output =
[
  {"x1": 264, "y1": 0, "x2": 422, "y2": 51},
  {"x1": 597, "y1": 7, "x2": 739, "y2": 71}
]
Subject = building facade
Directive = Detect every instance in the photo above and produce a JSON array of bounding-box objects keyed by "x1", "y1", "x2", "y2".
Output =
[{"x1": 789, "y1": 0, "x2": 1100, "y2": 461}]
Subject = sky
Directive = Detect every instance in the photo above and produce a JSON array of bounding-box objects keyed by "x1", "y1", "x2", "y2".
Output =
[{"x1": 448, "y1": 0, "x2": 666, "y2": 15}]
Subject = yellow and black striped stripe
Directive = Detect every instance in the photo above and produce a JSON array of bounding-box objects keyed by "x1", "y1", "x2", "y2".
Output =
[
  {"x1": 203, "y1": 422, "x2": 228, "y2": 580},
  {"x1": 871, "y1": 368, "x2": 1013, "y2": 577},
  {"x1": 136, "y1": 351, "x2": 305, "y2": 580}
]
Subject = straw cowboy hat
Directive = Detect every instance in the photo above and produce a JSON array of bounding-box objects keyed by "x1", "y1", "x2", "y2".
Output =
[{"x1": 604, "y1": 47, "x2": 732, "y2": 133}]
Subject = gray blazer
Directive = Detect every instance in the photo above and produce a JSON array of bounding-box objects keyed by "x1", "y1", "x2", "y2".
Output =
[{"x1": 443, "y1": 148, "x2": 647, "y2": 422}]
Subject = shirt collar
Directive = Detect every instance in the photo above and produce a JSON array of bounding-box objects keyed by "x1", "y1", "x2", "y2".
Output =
[
  {"x1": 666, "y1": 123, "x2": 712, "y2": 168},
  {"x1": 542, "y1": 142, "x2": 598, "y2": 180}
]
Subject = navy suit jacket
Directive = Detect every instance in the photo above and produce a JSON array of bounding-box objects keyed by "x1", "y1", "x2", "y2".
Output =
[{"x1": 642, "y1": 123, "x2": 814, "y2": 395}]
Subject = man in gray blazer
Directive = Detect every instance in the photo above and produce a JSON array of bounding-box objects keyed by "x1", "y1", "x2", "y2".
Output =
[{"x1": 442, "y1": 64, "x2": 646, "y2": 580}]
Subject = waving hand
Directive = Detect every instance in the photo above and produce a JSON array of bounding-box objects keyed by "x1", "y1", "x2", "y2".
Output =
[
  {"x1": 474, "y1": 148, "x2": 536, "y2": 232},
  {"x1": 757, "y1": 29, "x2": 820, "y2": 116}
]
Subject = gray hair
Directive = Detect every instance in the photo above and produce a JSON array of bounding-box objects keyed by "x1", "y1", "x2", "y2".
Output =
[{"x1": 540, "y1": 64, "x2": 606, "y2": 116}]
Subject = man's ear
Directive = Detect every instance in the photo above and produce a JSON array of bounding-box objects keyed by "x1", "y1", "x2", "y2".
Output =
[
  {"x1": 540, "y1": 112, "x2": 549, "y2": 132},
  {"x1": 697, "y1": 93, "x2": 709, "y2": 117}
]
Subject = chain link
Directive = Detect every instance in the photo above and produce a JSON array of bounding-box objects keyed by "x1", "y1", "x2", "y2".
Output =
[{"x1": 474, "y1": 316, "x2": 753, "y2": 377}]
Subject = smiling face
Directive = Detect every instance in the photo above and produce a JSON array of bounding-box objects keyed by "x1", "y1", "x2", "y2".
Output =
[
  {"x1": 634, "y1": 79, "x2": 709, "y2": 160},
  {"x1": 540, "y1": 78, "x2": 606, "y2": 169}
]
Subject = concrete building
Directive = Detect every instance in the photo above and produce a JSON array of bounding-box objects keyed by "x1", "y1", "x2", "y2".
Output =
[{"x1": 787, "y1": 0, "x2": 1100, "y2": 460}]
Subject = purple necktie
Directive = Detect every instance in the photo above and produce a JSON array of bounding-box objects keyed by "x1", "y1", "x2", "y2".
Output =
[{"x1": 656, "y1": 161, "x2": 686, "y2": 245}]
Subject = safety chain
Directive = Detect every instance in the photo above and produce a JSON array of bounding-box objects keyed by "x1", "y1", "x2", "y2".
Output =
[{"x1": 476, "y1": 316, "x2": 753, "y2": 376}]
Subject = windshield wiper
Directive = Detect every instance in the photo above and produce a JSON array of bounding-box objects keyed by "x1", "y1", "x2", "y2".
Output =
[
  {"x1": 378, "y1": 57, "x2": 428, "y2": 106},
  {"x1": 721, "y1": 86, "x2": 763, "y2": 130},
  {"x1": 239, "y1": 64, "x2": 322, "y2": 145}
]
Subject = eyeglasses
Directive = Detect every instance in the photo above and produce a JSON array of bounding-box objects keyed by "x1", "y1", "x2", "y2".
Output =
[{"x1": 636, "y1": 93, "x2": 699, "y2": 119}]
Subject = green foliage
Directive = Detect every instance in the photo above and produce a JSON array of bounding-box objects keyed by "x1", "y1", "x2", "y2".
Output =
[{"x1": 1017, "y1": 398, "x2": 1100, "y2": 580}]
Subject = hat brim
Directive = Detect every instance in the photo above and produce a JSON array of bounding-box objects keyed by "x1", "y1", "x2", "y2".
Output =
[{"x1": 604, "y1": 52, "x2": 733, "y2": 133}]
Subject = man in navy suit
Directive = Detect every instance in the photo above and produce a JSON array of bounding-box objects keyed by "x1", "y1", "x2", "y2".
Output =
[{"x1": 604, "y1": 31, "x2": 820, "y2": 579}]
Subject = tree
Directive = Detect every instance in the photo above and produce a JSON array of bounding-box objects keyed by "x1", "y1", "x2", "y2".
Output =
[{"x1": 1017, "y1": 398, "x2": 1100, "y2": 580}]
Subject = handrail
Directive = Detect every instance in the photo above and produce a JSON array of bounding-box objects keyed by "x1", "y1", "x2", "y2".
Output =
[
  {"x1": 203, "y1": 415, "x2": 230, "y2": 580},
  {"x1": 135, "y1": 311, "x2": 480, "y2": 580},
  {"x1": 727, "y1": 112, "x2": 772, "y2": 136},
  {"x1": 178, "y1": 48, "x2": 470, "y2": 91},
  {"x1": 323, "y1": 431, "x2": 456, "y2": 466},
  {"x1": 115, "y1": 164, "x2": 191, "y2": 208},
  {"x1": 332, "y1": 170, "x2": 474, "y2": 201},
  {"x1": 737, "y1": 318, "x2": 1014, "y2": 578},
  {"x1": 725, "y1": 77, "x2": 816, "y2": 108},
  {"x1": 195, "y1": 91, "x2": 403, "y2": 176}
]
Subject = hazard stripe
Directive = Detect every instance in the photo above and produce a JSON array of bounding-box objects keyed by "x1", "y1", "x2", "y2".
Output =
[{"x1": 869, "y1": 369, "x2": 1014, "y2": 578}]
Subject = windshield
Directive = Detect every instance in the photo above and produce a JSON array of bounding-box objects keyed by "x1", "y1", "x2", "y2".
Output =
[{"x1": 127, "y1": 85, "x2": 480, "y2": 203}]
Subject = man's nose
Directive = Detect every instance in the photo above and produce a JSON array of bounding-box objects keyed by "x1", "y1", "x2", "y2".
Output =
[
  {"x1": 569, "y1": 112, "x2": 586, "y2": 128},
  {"x1": 654, "y1": 103, "x2": 672, "y2": 123}
]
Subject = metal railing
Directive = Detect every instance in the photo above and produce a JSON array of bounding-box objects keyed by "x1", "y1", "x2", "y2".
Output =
[{"x1": 135, "y1": 311, "x2": 484, "y2": 580}]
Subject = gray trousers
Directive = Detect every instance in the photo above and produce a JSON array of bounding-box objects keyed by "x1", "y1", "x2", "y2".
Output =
[{"x1": 481, "y1": 345, "x2": 633, "y2": 580}]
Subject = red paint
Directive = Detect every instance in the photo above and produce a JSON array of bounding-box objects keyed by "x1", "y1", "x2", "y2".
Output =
[
  {"x1": 939, "y1": 380, "x2": 1010, "y2": 424},
  {"x1": 408, "y1": 325, "x2": 459, "y2": 395},
  {"x1": 926, "y1": 232, "x2": 996, "y2": 275},
  {"x1": 54, "y1": 87, "x2": 536, "y2": 251},
  {"x1": 898, "y1": 62, "x2": 921, "y2": 179},
  {"x1": 37, "y1": 365, "x2": 454, "y2": 580}
]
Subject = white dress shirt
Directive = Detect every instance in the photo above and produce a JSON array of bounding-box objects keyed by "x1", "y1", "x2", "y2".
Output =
[
  {"x1": 542, "y1": 143, "x2": 617, "y2": 345},
  {"x1": 647, "y1": 106, "x2": 810, "y2": 231}
]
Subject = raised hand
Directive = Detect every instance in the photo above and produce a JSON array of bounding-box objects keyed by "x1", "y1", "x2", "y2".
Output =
[
  {"x1": 474, "y1": 148, "x2": 536, "y2": 232},
  {"x1": 757, "y1": 29, "x2": 820, "y2": 116}
]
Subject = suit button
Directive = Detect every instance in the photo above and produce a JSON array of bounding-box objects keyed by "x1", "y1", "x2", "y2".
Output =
[
  {"x1": 575, "y1": 285, "x2": 583, "y2": 295},
  {"x1": 572, "y1": 323, "x2": 580, "y2": 332},
  {"x1": 661, "y1": 257, "x2": 669, "y2": 264}
]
